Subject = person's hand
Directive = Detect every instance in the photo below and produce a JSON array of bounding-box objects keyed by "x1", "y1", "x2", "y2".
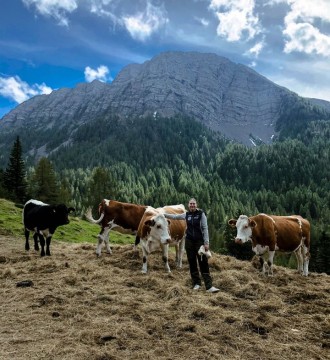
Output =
[{"x1": 204, "y1": 244, "x2": 209, "y2": 251}]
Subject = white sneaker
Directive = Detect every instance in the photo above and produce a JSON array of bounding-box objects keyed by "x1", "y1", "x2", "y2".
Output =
[
  {"x1": 193, "y1": 284, "x2": 201, "y2": 290},
  {"x1": 206, "y1": 286, "x2": 219, "y2": 293}
]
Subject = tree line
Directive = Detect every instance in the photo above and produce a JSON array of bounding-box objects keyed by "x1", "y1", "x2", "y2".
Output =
[{"x1": 1, "y1": 113, "x2": 329, "y2": 274}]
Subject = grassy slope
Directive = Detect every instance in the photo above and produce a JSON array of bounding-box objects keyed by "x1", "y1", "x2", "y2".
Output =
[{"x1": 0, "y1": 198, "x2": 134, "y2": 245}]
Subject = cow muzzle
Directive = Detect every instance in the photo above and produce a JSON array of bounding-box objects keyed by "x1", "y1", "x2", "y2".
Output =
[
  {"x1": 161, "y1": 238, "x2": 171, "y2": 244},
  {"x1": 235, "y1": 238, "x2": 243, "y2": 244}
]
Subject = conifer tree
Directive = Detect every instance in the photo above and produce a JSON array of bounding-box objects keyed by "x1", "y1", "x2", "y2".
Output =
[
  {"x1": 3, "y1": 136, "x2": 27, "y2": 203},
  {"x1": 32, "y1": 157, "x2": 59, "y2": 204},
  {"x1": 0, "y1": 169, "x2": 6, "y2": 198},
  {"x1": 86, "y1": 167, "x2": 117, "y2": 215}
]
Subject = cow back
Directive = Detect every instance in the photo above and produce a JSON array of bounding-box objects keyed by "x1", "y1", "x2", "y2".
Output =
[
  {"x1": 271, "y1": 215, "x2": 310, "y2": 251},
  {"x1": 252, "y1": 214, "x2": 310, "y2": 252},
  {"x1": 23, "y1": 202, "x2": 54, "y2": 230},
  {"x1": 99, "y1": 199, "x2": 147, "y2": 230}
]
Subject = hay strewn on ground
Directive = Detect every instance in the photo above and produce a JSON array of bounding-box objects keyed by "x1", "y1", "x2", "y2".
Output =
[{"x1": 0, "y1": 236, "x2": 329, "y2": 360}]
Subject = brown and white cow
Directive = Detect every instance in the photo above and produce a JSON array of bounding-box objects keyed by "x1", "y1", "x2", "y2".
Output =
[
  {"x1": 85, "y1": 199, "x2": 147, "y2": 256},
  {"x1": 138, "y1": 204, "x2": 186, "y2": 274},
  {"x1": 228, "y1": 213, "x2": 311, "y2": 276}
]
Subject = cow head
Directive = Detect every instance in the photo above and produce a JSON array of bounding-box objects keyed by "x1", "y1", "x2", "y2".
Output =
[
  {"x1": 53, "y1": 204, "x2": 75, "y2": 225},
  {"x1": 144, "y1": 213, "x2": 171, "y2": 245},
  {"x1": 228, "y1": 215, "x2": 256, "y2": 244}
]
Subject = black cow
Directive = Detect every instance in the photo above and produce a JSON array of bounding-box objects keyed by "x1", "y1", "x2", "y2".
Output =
[{"x1": 23, "y1": 199, "x2": 75, "y2": 256}]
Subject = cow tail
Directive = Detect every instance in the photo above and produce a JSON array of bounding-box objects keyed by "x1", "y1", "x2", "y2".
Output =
[{"x1": 85, "y1": 207, "x2": 105, "y2": 224}]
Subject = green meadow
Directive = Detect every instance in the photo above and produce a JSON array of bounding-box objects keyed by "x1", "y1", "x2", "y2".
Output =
[{"x1": 0, "y1": 198, "x2": 134, "y2": 245}]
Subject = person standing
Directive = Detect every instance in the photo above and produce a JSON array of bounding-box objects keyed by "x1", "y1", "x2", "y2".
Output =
[{"x1": 164, "y1": 198, "x2": 219, "y2": 293}]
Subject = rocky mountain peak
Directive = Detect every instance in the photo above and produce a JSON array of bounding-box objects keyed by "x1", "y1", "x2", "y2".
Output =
[{"x1": 1, "y1": 51, "x2": 329, "y2": 147}]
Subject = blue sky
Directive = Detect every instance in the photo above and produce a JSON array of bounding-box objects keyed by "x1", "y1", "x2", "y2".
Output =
[{"x1": 1, "y1": 0, "x2": 330, "y2": 119}]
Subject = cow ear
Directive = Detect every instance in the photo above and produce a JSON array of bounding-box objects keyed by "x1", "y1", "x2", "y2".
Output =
[
  {"x1": 228, "y1": 219, "x2": 237, "y2": 227},
  {"x1": 68, "y1": 207, "x2": 75, "y2": 213},
  {"x1": 249, "y1": 219, "x2": 257, "y2": 228}
]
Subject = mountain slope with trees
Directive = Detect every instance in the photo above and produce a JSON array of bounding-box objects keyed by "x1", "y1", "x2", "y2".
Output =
[
  {"x1": 1, "y1": 51, "x2": 330, "y2": 167},
  {"x1": 1, "y1": 114, "x2": 329, "y2": 274}
]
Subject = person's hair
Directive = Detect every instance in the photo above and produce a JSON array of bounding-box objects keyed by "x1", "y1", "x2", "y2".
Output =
[{"x1": 188, "y1": 198, "x2": 197, "y2": 204}]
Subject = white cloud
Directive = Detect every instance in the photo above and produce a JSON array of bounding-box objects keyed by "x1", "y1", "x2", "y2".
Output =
[
  {"x1": 89, "y1": 0, "x2": 119, "y2": 25},
  {"x1": 122, "y1": 1, "x2": 169, "y2": 41},
  {"x1": 84, "y1": 65, "x2": 111, "y2": 82},
  {"x1": 22, "y1": 0, "x2": 78, "y2": 26},
  {"x1": 209, "y1": 0, "x2": 260, "y2": 41},
  {"x1": 0, "y1": 76, "x2": 52, "y2": 104},
  {"x1": 246, "y1": 40, "x2": 264, "y2": 57},
  {"x1": 195, "y1": 17, "x2": 210, "y2": 27},
  {"x1": 283, "y1": 0, "x2": 330, "y2": 56}
]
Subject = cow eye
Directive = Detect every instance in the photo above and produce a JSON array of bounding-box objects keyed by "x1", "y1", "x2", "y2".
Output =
[{"x1": 244, "y1": 225, "x2": 249, "y2": 229}]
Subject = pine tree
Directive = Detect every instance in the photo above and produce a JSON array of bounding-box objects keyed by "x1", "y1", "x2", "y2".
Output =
[
  {"x1": 86, "y1": 167, "x2": 117, "y2": 215},
  {"x1": 32, "y1": 157, "x2": 59, "y2": 204},
  {"x1": 0, "y1": 169, "x2": 6, "y2": 198},
  {"x1": 3, "y1": 136, "x2": 27, "y2": 203}
]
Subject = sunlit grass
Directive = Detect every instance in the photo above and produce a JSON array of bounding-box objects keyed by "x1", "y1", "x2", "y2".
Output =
[{"x1": 0, "y1": 198, "x2": 135, "y2": 245}]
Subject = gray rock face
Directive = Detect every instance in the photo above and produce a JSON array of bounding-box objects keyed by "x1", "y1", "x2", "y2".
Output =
[
  {"x1": 108, "y1": 52, "x2": 289, "y2": 145},
  {"x1": 1, "y1": 51, "x2": 328, "y2": 147}
]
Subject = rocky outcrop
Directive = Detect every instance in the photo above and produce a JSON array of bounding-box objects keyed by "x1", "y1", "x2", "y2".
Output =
[{"x1": 1, "y1": 51, "x2": 329, "y2": 147}]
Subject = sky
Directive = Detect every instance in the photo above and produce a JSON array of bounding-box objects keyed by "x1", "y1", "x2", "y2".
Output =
[{"x1": 1, "y1": 0, "x2": 330, "y2": 119}]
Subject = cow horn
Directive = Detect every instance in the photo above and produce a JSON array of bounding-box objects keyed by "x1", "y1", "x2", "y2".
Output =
[{"x1": 85, "y1": 207, "x2": 104, "y2": 224}]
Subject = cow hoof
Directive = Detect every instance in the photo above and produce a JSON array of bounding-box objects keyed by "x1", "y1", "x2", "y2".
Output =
[{"x1": 141, "y1": 270, "x2": 147, "y2": 274}]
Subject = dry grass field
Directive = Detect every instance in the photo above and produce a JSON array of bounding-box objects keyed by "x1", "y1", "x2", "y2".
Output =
[{"x1": 0, "y1": 235, "x2": 329, "y2": 360}]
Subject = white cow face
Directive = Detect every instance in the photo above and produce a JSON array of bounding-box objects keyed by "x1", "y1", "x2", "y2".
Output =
[
  {"x1": 229, "y1": 215, "x2": 256, "y2": 244},
  {"x1": 145, "y1": 214, "x2": 171, "y2": 245}
]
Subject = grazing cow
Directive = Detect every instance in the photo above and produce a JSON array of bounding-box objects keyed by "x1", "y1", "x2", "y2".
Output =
[
  {"x1": 138, "y1": 204, "x2": 186, "y2": 273},
  {"x1": 228, "y1": 213, "x2": 311, "y2": 276},
  {"x1": 23, "y1": 199, "x2": 75, "y2": 257},
  {"x1": 85, "y1": 199, "x2": 147, "y2": 256}
]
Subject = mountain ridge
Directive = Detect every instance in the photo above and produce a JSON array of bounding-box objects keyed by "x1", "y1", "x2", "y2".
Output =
[{"x1": 1, "y1": 51, "x2": 330, "y2": 156}]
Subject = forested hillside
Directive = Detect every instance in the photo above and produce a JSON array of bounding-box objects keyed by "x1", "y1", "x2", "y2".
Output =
[{"x1": 1, "y1": 115, "x2": 329, "y2": 274}]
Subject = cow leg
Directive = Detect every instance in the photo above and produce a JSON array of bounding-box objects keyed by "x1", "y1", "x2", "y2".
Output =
[
  {"x1": 33, "y1": 233, "x2": 39, "y2": 251},
  {"x1": 294, "y1": 247, "x2": 303, "y2": 274},
  {"x1": 261, "y1": 256, "x2": 268, "y2": 275},
  {"x1": 96, "y1": 235, "x2": 104, "y2": 257},
  {"x1": 175, "y1": 244, "x2": 179, "y2": 266},
  {"x1": 45, "y1": 236, "x2": 52, "y2": 256},
  {"x1": 161, "y1": 244, "x2": 171, "y2": 273},
  {"x1": 39, "y1": 234, "x2": 46, "y2": 257},
  {"x1": 103, "y1": 228, "x2": 112, "y2": 254},
  {"x1": 301, "y1": 245, "x2": 310, "y2": 276},
  {"x1": 24, "y1": 229, "x2": 30, "y2": 251},
  {"x1": 176, "y1": 238, "x2": 185, "y2": 268},
  {"x1": 267, "y1": 251, "x2": 275, "y2": 276},
  {"x1": 258, "y1": 256, "x2": 264, "y2": 272},
  {"x1": 96, "y1": 227, "x2": 111, "y2": 256},
  {"x1": 141, "y1": 246, "x2": 148, "y2": 274},
  {"x1": 134, "y1": 235, "x2": 140, "y2": 251}
]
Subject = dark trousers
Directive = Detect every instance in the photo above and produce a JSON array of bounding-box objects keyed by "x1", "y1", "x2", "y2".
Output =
[{"x1": 185, "y1": 238, "x2": 212, "y2": 290}]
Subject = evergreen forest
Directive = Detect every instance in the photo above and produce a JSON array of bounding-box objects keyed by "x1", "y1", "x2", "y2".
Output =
[{"x1": 1, "y1": 114, "x2": 329, "y2": 274}]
